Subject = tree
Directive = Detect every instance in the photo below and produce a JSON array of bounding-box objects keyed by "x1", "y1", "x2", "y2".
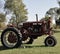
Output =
[
  {"x1": 45, "y1": 7, "x2": 59, "y2": 23},
  {"x1": 9, "y1": 15, "x2": 16, "y2": 24},
  {"x1": 4, "y1": 0, "x2": 28, "y2": 25},
  {"x1": 0, "y1": 13, "x2": 6, "y2": 22},
  {"x1": 45, "y1": 7, "x2": 58, "y2": 17},
  {"x1": 45, "y1": 7, "x2": 60, "y2": 28},
  {"x1": 0, "y1": 13, "x2": 6, "y2": 29}
]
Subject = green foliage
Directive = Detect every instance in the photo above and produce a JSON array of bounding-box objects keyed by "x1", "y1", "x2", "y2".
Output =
[
  {"x1": 4, "y1": 0, "x2": 28, "y2": 24},
  {"x1": 0, "y1": 13, "x2": 6, "y2": 22},
  {"x1": 9, "y1": 16, "x2": 16, "y2": 24},
  {"x1": 0, "y1": 13, "x2": 6, "y2": 29},
  {"x1": 55, "y1": 17, "x2": 60, "y2": 28},
  {"x1": 56, "y1": 8, "x2": 60, "y2": 15}
]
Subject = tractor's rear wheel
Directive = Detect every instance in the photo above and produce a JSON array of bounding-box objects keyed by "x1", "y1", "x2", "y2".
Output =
[{"x1": 1, "y1": 27, "x2": 22, "y2": 49}]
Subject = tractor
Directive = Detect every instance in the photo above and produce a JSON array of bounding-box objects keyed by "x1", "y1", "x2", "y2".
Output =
[{"x1": 1, "y1": 14, "x2": 57, "y2": 48}]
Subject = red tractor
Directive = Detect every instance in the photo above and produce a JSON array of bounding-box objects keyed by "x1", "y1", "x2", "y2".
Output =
[{"x1": 1, "y1": 14, "x2": 57, "y2": 48}]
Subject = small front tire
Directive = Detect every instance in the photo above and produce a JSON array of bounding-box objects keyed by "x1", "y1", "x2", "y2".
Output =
[{"x1": 44, "y1": 36, "x2": 57, "y2": 47}]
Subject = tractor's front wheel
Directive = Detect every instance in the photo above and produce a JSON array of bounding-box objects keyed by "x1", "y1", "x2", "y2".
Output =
[
  {"x1": 44, "y1": 36, "x2": 57, "y2": 47},
  {"x1": 1, "y1": 27, "x2": 22, "y2": 49}
]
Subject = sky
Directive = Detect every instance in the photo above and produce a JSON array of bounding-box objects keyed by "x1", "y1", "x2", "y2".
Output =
[
  {"x1": 0, "y1": 0, "x2": 5, "y2": 13},
  {"x1": 0, "y1": 0, "x2": 59, "y2": 22},
  {"x1": 23, "y1": 0, "x2": 59, "y2": 21}
]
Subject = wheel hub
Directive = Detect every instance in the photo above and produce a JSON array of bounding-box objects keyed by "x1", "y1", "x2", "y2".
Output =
[
  {"x1": 8, "y1": 32, "x2": 17, "y2": 43},
  {"x1": 48, "y1": 40, "x2": 52, "y2": 44}
]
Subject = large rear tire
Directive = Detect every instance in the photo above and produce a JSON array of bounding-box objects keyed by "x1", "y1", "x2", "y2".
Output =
[{"x1": 1, "y1": 27, "x2": 22, "y2": 49}]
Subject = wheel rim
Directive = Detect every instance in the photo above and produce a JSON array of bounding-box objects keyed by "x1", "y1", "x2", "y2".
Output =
[
  {"x1": 46, "y1": 38, "x2": 54, "y2": 46},
  {"x1": 3, "y1": 31, "x2": 18, "y2": 48}
]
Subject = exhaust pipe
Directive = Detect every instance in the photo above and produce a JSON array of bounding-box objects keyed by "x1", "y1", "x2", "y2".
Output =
[{"x1": 36, "y1": 14, "x2": 38, "y2": 22}]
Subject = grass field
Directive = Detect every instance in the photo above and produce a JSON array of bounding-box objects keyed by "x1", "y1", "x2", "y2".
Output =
[{"x1": 0, "y1": 32, "x2": 60, "y2": 54}]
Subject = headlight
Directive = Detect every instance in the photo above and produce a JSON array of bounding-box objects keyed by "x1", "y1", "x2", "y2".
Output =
[
  {"x1": 19, "y1": 23, "x2": 23, "y2": 26},
  {"x1": 18, "y1": 23, "x2": 23, "y2": 28}
]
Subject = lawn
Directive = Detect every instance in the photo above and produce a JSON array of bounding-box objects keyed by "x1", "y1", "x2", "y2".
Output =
[{"x1": 0, "y1": 32, "x2": 60, "y2": 54}]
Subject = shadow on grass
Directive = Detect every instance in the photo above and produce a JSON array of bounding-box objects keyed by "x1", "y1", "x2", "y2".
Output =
[
  {"x1": 0, "y1": 45, "x2": 47, "y2": 51},
  {"x1": 0, "y1": 46, "x2": 20, "y2": 51},
  {"x1": 0, "y1": 46, "x2": 9, "y2": 51},
  {"x1": 0, "y1": 44, "x2": 53, "y2": 51},
  {"x1": 22, "y1": 45, "x2": 48, "y2": 48}
]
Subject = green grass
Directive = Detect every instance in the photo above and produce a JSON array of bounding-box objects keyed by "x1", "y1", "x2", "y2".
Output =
[{"x1": 0, "y1": 32, "x2": 60, "y2": 54}]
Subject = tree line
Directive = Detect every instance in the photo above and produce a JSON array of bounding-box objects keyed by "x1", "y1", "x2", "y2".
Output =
[
  {"x1": 0, "y1": 0, "x2": 28, "y2": 29},
  {"x1": 0, "y1": 0, "x2": 60, "y2": 29}
]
